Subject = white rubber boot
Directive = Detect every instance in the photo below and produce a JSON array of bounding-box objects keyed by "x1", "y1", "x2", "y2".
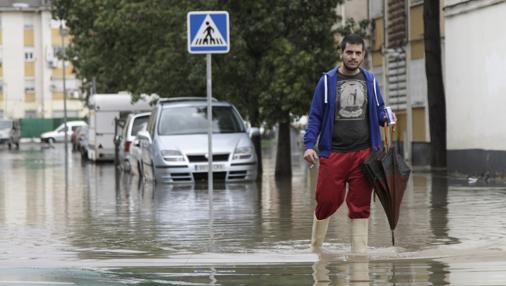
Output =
[
  {"x1": 351, "y1": 218, "x2": 368, "y2": 254},
  {"x1": 310, "y1": 215, "x2": 330, "y2": 252},
  {"x1": 350, "y1": 261, "x2": 370, "y2": 285}
]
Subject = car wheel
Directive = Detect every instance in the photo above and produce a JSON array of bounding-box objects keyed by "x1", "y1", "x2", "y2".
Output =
[
  {"x1": 151, "y1": 161, "x2": 156, "y2": 183},
  {"x1": 81, "y1": 149, "x2": 88, "y2": 160},
  {"x1": 137, "y1": 161, "x2": 143, "y2": 177},
  {"x1": 8, "y1": 143, "x2": 11, "y2": 150},
  {"x1": 48, "y1": 138, "x2": 55, "y2": 144}
]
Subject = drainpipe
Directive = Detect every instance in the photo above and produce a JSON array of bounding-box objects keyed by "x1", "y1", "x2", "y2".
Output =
[{"x1": 405, "y1": 0, "x2": 413, "y2": 162}]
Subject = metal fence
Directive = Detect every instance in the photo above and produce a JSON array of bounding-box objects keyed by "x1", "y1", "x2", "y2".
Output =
[{"x1": 20, "y1": 118, "x2": 85, "y2": 138}]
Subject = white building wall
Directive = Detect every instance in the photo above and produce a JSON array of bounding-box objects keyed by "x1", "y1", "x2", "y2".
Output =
[
  {"x1": 1, "y1": 9, "x2": 85, "y2": 120},
  {"x1": 408, "y1": 59, "x2": 427, "y2": 108},
  {"x1": 34, "y1": 10, "x2": 49, "y2": 116},
  {"x1": 445, "y1": 2, "x2": 506, "y2": 150},
  {"x1": 2, "y1": 12, "x2": 24, "y2": 118}
]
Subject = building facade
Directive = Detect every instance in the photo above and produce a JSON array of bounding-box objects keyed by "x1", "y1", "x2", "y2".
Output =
[
  {"x1": 367, "y1": 0, "x2": 438, "y2": 167},
  {"x1": 0, "y1": 0, "x2": 84, "y2": 120},
  {"x1": 337, "y1": 0, "x2": 435, "y2": 166},
  {"x1": 445, "y1": 0, "x2": 506, "y2": 176}
]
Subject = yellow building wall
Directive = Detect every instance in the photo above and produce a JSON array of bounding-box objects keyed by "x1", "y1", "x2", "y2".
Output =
[
  {"x1": 380, "y1": 108, "x2": 427, "y2": 143},
  {"x1": 413, "y1": 107, "x2": 426, "y2": 142},
  {"x1": 0, "y1": 93, "x2": 3, "y2": 102},
  {"x1": 395, "y1": 112, "x2": 406, "y2": 144},
  {"x1": 25, "y1": 92, "x2": 36, "y2": 103},
  {"x1": 24, "y1": 29, "x2": 34, "y2": 46},
  {"x1": 0, "y1": 66, "x2": 3, "y2": 77},
  {"x1": 52, "y1": 65, "x2": 74, "y2": 77},
  {"x1": 372, "y1": 17, "x2": 384, "y2": 67},
  {"x1": 0, "y1": 31, "x2": 2, "y2": 44},
  {"x1": 52, "y1": 92, "x2": 64, "y2": 100},
  {"x1": 410, "y1": 4, "x2": 425, "y2": 60},
  {"x1": 25, "y1": 62, "x2": 35, "y2": 77},
  {"x1": 51, "y1": 28, "x2": 71, "y2": 46}
]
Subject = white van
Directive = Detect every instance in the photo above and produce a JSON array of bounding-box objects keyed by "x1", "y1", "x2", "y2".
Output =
[
  {"x1": 87, "y1": 93, "x2": 155, "y2": 161},
  {"x1": 40, "y1": 121, "x2": 87, "y2": 143}
]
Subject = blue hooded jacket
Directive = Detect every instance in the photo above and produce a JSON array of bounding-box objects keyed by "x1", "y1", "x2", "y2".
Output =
[{"x1": 304, "y1": 67, "x2": 386, "y2": 157}]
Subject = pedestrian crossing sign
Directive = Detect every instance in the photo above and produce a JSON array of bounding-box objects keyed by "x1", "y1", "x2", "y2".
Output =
[{"x1": 187, "y1": 11, "x2": 230, "y2": 54}]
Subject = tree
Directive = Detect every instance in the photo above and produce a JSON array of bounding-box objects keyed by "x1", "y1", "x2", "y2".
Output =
[
  {"x1": 254, "y1": 1, "x2": 340, "y2": 177},
  {"x1": 424, "y1": 0, "x2": 446, "y2": 167},
  {"x1": 53, "y1": 0, "x2": 341, "y2": 178}
]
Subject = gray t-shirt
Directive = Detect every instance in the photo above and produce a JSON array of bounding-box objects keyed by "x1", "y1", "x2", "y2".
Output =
[{"x1": 331, "y1": 71, "x2": 370, "y2": 151}]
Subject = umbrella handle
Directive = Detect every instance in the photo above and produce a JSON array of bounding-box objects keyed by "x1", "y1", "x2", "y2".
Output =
[
  {"x1": 383, "y1": 122, "x2": 390, "y2": 149},
  {"x1": 383, "y1": 122, "x2": 398, "y2": 149}
]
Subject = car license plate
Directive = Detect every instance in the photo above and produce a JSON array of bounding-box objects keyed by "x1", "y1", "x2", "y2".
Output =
[{"x1": 194, "y1": 164, "x2": 225, "y2": 172}]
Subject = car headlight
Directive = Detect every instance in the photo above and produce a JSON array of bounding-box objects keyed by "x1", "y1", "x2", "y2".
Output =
[
  {"x1": 232, "y1": 146, "x2": 254, "y2": 160},
  {"x1": 160, "y1": 150, "x2": 185, "y2": 162}
]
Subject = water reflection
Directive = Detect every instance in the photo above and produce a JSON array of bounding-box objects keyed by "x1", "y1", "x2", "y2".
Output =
[
  {"x1": 310, "y1": 257, "x2": 453, "y2": 286},
  {"x1": 1, "y1": 144, "x2": 506, "y2": 284},
  {"x1": 430, "y1": 171, "x2": 460, "y2": 245}
]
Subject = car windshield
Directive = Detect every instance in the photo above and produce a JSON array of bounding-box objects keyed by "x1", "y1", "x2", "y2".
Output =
[
  {"x1": 158, "y1": 106, "x2": 245, "y2": 135},
  {"x1": 0, "y1": 120, "x2": 12, "y2": 129}
]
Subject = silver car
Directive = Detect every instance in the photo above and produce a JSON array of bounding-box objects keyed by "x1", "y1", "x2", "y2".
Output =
[
  {"x1": 118, "y1": 112, "x2": 150, "y2": 173},
  {"x1": 137, "y1": 98, "x2": 257, "y2": 183}
]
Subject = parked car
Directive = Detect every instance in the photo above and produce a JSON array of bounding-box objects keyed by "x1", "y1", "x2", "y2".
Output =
[
  {"x1": 86, "y1": 93, "x2": 155, "y2": 162},
  {"x1": 0, "y1": 118, "x2": 13, "y2": 145},
  {"x1": 119, "y1": 112, "x2": 150, "y2": 173},
  {"x1": 137, "y1": 97, "x2": 258, "y2": 183},
  {"x1": 40, "y1": 121, "x2": 87, "y2": 143},
  {"x1": 71, "y1": 126, "x2": 89, "y2": 151}
]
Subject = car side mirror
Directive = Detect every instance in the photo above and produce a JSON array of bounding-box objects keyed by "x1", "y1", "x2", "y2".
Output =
[
  {"x1": 248, "y1": 127, "x2": 260, "y2": 138},
  {"x1": 137, "y1": 130, "x2": 151, "y2": 143}
]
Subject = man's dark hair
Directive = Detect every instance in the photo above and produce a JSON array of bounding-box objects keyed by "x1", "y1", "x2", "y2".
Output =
[{"x1": 340, "y1": 33, "x2": 365, "y2": 51}]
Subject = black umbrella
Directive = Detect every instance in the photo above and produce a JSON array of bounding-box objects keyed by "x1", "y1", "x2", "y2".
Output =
[{"x1": 361, "y1": 125, "x2": 411, "y2": 245}]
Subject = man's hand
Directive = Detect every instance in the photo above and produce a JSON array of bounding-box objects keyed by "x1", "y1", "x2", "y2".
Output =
[{"x1": 303, "y1": 149, "x2": 318, "y2": 167}]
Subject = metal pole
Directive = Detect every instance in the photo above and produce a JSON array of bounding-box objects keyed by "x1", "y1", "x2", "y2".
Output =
[
  {"x1": 206, "y1": 53, "x2": 213, "y2": 200},
  {"x1": 405, "y1": 0, "x2": 413, "y2": 162},
  {"x1": 206, "y1": 54, "x2": 214, "y2": 251},
  {"x1": 60, "y1": 20, "x2": 68, "y2": 189}
]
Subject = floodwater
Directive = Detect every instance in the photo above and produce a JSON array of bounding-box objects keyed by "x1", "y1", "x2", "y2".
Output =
[{"x1": 1, "y1": 143, "x2": 506, "y2": 285}]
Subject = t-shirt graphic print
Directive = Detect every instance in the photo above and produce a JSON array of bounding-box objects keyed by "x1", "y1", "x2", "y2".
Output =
[{"x1": 336, "y1": 79, "x2": 367, "y2": 120}]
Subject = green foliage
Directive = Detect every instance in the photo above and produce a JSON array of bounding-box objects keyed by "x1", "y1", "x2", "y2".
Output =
[
  {"x1": 335, "y1": 17, "x2": 370, "y2": 39},
  {"x1": 54, "y1": 0, "x2": 341, "y2": 126}
]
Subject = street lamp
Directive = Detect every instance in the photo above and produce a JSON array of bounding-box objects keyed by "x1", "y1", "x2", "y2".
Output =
[{"x1": 60, "y1": 20, "x2": 69, "y2": 188}]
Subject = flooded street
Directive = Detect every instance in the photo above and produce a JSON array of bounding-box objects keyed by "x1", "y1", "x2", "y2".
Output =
[{"x1": 1, "y1": 143, "x2": 506, "y2": 285}]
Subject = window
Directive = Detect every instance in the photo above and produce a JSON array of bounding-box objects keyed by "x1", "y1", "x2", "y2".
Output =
[
  {"x1": 131, "y1": 116, "x2": 149, "y2": 136},
  {"x1": 24, "y1": 14, "x2": 34, "y2": 28},
  {"x1": 25, "y1": 110, "x2": 37, "y2": 118},
  {"x1": 25, "y1": 51, "x2": 34, "y2": 61},
  {"x1": 25, "y1": 79, "x2": 35, "y2": 92},
  {"x1": 158, "y1": 106, "x2": 245, "y2": 135}
]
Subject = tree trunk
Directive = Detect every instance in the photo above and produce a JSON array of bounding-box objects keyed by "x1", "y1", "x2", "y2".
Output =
[
  {"x1": 275, "y1": 119, "x2": 292, "y2": 178},
  {"x1": 423, "y1": 0, "x2": 447, "y2": 167},
  {"x1": 249, "y1": 99, "x2": 263, "y2": 180}
]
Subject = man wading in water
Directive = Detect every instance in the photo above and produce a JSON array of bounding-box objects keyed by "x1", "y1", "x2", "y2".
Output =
[{"x1": 304, "y1": 33, "x2": 393, "y2": 254}]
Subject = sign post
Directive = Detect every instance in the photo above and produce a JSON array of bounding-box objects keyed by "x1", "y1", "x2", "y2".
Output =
[{"x1": 187, "y1": 11, "x2": 230, "y2": 209}]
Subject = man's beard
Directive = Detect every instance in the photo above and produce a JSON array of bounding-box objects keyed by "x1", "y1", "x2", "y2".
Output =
[{"x1": 343, "y1": 61, "x2": 360, "y2": 72}]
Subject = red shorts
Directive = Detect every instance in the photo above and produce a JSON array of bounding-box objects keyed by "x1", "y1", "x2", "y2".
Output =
[{"x1": 315, "y1": 148, "x2": 373, "y2": 220}]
